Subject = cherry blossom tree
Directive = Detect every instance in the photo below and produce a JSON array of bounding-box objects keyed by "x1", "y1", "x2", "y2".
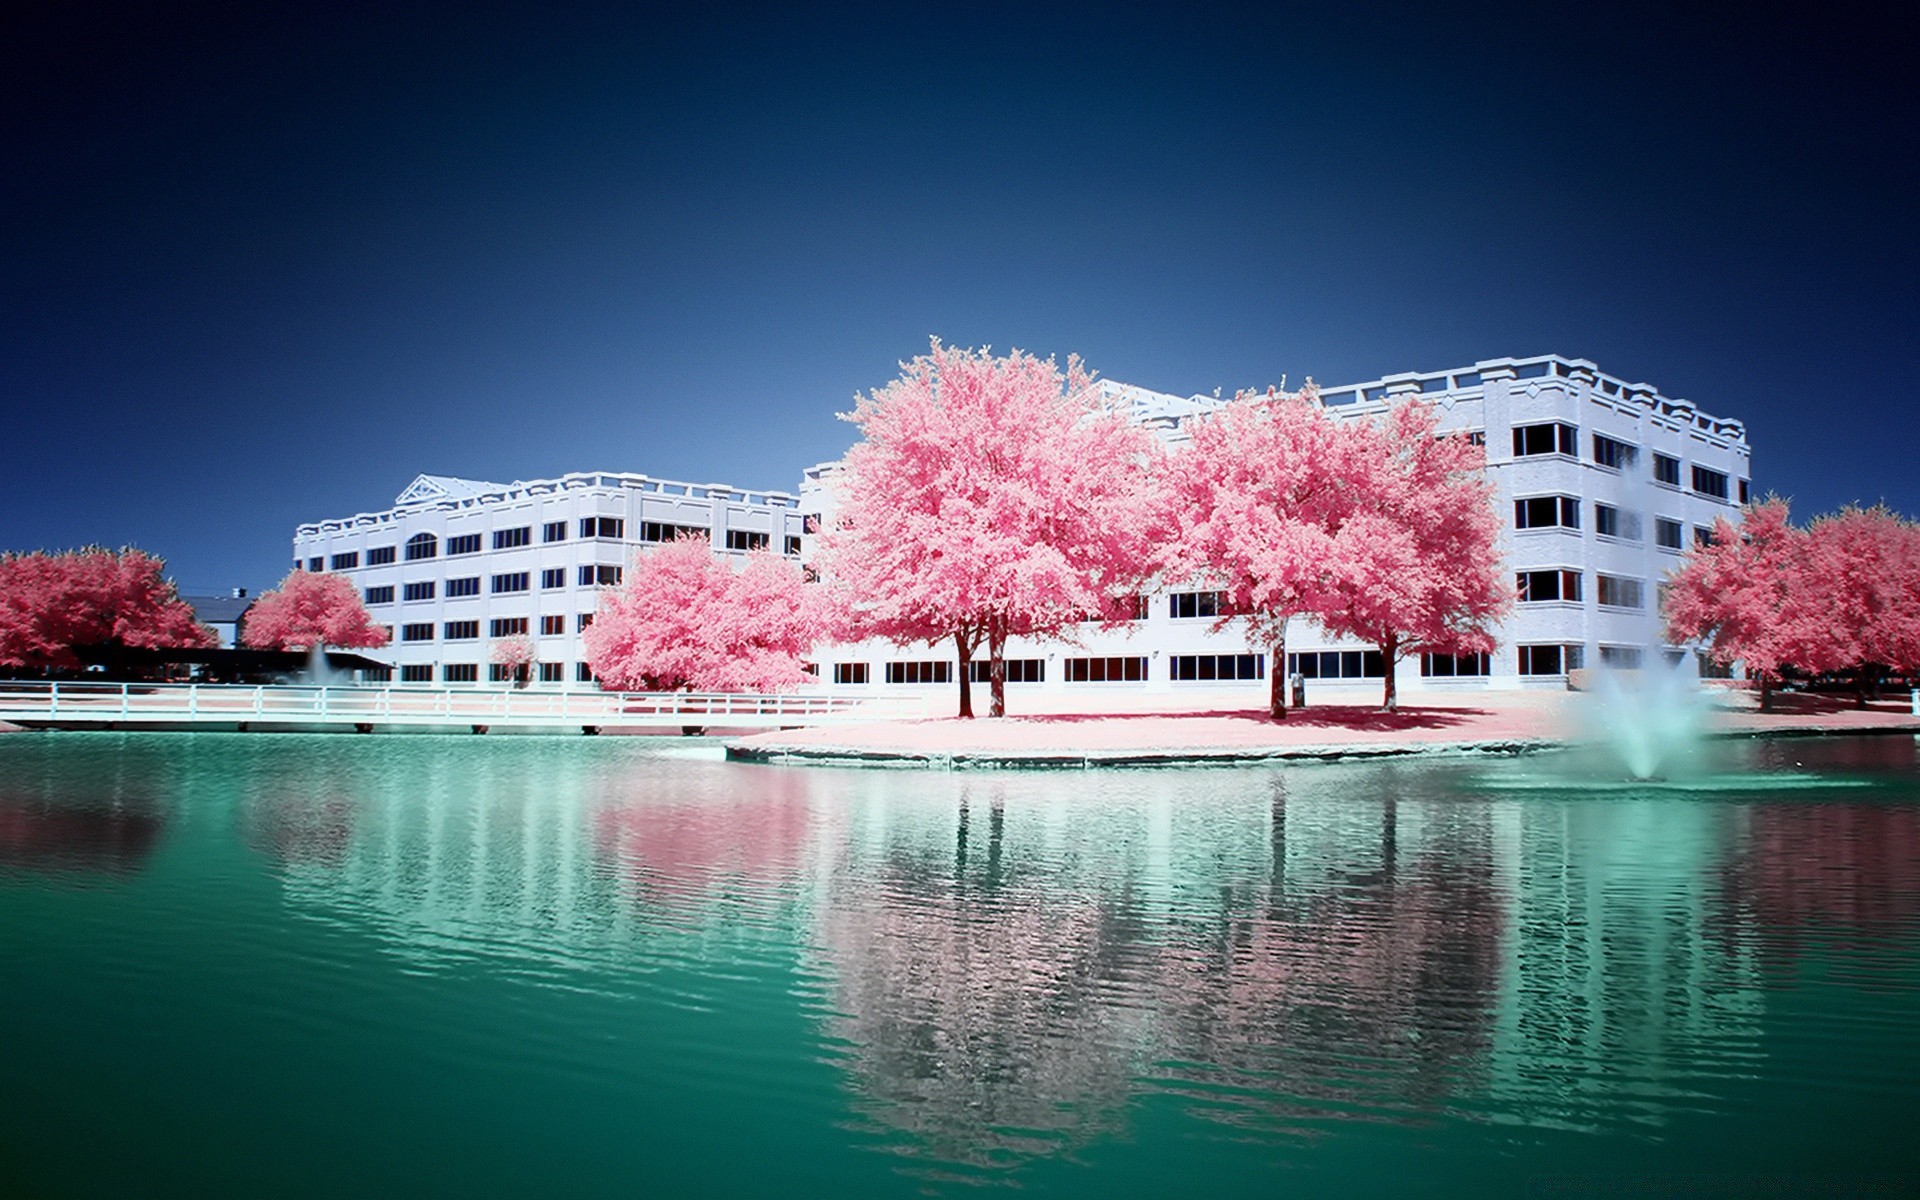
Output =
[
  {"x1": 1795, "y1": 505, "x2": 1920, "y2": 705},
  {"x1": 243, "y1": 569, "x2": 391, "y2": 652},
  {"x1": 1663, "y1": 498, "x2": 1832, "y2": 712},
  {"x1": 818, "y1": 340, "x2": 1165, "y2": 718},
  {"x1": 1168, "y1": 383, "x2": 1365, "y2": 720},
  {"x1": 0, "y1": 546, "x2": 214, "y2": 672},
  {"x1": 490, "y1": 634, "x2": 535, "y2": 687},
  {"x1": 1311, "y1": 399, "x2": 1509, "y2": 712},
  {"x1": 583, "y1": 536, "x2": 816, "y2": 692}
]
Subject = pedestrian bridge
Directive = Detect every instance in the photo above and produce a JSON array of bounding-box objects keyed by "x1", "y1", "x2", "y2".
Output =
[{"x1": 0, "y1": 681, "x2": 928, "y2": 734}]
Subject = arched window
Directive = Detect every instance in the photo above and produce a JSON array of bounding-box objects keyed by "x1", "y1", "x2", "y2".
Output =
[{"x1": 404, "y1": 532, "x2": 438, "y2": 561}]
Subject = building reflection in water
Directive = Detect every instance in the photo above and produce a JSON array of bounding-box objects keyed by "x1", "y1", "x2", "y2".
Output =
[
  {"x1": 0, "y1": 740, "x2": 170, "y2": 877},
  {"x1": 203, "y1": 737, "x2": 1920, "y2": 1178}
]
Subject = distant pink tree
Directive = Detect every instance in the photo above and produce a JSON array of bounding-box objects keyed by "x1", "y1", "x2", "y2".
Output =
[
  {"x1": 1311, "y1": 399, "x2": 1509, "y2": 712},
  {"x1": 1801, "y1": 506, "x2": 1920, "y2": 705},
  {"x1": 243, "y1": 570, "x2": 391, "y2": 652},
  {"x1": 583, "y1": 536, "x2": 816, "y2": 692},
  {"x1": 1168, "y1": 383, "x2": 1365, "y2": 720},
  {"x1": 0, "y1": 546, "x2": 214, "y2": 671},
  {"x1": 819, "y1": 340, "x2": 1165, "y2": 718},
  {"x1": 490, "y1": 634, "x2": 535, "y2": 687},
  {"x1": 1664, "y1": 498, "x2": 1832, "y2": 711}
]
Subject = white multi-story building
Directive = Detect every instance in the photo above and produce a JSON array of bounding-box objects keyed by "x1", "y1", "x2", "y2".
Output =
[
  {"x1": 292, "y1": 354, "x2": 1750, "y2": 700},
  {"x1": 291, "y1": 471, "x2": 805, "y2": 685},
  {"x1": 799, "y1": 354, "x2": 1751, "y2": 703}
]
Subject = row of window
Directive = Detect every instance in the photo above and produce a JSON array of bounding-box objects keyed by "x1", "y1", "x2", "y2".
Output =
[
  {"x1": 367, "y1": 566, "x2": 624, "y2": 605},
  {"x1": 1519, "y1": 498, "x2": 1711, "y2": 549},
  {"x1": 1510, "y1": 423, "x2": 1747, "y2": 503},
  {"x1": 395, "y1": 662, "x2": 590, "y2": 684},
  {"x1": 306, "y1": 519, "x2": 801, "y2": 573},
  {"x1": 1286, "y1": 650, "x2": 1386, "y2": 680},
  {"x1": 1516, "y1": 570, "x2": 1646, "y2": 609},
  {"x1": 398, "y1": 614, "x2": 592, "y2": 641}
]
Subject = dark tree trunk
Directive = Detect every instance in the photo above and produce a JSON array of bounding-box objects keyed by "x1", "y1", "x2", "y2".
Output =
[
  {"x1": 1381, "y1": 634, "x2": 1399, "y2": 712},
  {"x1": 1268, "y1": 631, "x2": 1287, "y2": 721},
  {"x1": 955, "y1": 631, "x2": 975, "y2": 719},
  {"x1": 1758, "y1": 672, "x2": 1774, "y2": 713},
  {"x1": 988, "y1": 621, "x2": 1007, "y2": 718}
]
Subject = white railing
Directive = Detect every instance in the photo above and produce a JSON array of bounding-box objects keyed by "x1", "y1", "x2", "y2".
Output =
[{"x1": 0, "y1": 681, "x2": 927, "y2": 729}]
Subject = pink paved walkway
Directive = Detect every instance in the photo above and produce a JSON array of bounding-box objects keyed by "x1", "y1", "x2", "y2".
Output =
[{"x1": 728, "y1": 690, "x2": 1920, "y2": 765}]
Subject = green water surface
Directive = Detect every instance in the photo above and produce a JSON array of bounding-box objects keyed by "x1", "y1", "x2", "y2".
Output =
[{"x1": 1, "y1": 733, "x2": 1916, "y2": 1198}]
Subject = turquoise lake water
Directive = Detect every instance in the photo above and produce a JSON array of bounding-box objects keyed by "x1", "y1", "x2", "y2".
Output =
[{"x1": 1, "y1": 732, "x2": 1916, "y2": 1198}]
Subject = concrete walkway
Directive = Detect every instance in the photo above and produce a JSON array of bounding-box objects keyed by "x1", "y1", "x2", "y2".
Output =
[{"x1": 726, "y1": 691, "x2": 1920, "y2": 767}]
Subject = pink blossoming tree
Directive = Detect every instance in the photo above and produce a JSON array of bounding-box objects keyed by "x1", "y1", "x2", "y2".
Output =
[
  {"x1": 583, "y1": 536, "x2": 817, "y2": 692},
  {"x1": 1801, "y1": 505, "x2": 1920, "y2": 705},
  {"x1": 1167, "y1": 382, "x2": 1369, "y2": 720},
  {"x1": 1663, "y1": 498, "x2": 1830, "y2": 711},
  {"x1": 243, "y1": 570, "x2": 391, "y2": 652},
  {"x1": 490, "y1": 634, "x2": 535, "y2": 687},
  {"x1": 0, "y1": 546, "x2": 214, "y2": 672},
  {"x1": 1311, "y1": 399, "x2": 1509, "y2": 712},
  {"x1": 819, "y1": 340, "x2": 1165, "y2": 718}
]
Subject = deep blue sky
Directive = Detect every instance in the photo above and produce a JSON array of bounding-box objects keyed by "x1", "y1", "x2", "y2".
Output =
[{"x1": 4, "y1": 2, "x2": 1914, "y2": 593}]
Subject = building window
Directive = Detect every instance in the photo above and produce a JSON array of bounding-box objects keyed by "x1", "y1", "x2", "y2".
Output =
[
  {"x1": 307, "y1": 556, "x2": 324, "y2": 572},
  {"x1": 400, "y1": 664, "x2": 433, "y2": 683},
  {"x1": 1656, "y1": 518, "x2": 1684, "y2": 549},
  {"x1": 543, "y1": 521, "x2": 568, "y2": 543},
  {"x1": 1514, "y1": 496, "x2": 1580, "y2": 530},
  {"x1": 1598, "y1": 645, "x2": 1645, "y2": 668},
  {"x1": 1466, "y1": 430, "x2": 1486, "y2": 446},
  {"x1": 834, "y1": 663, "x2": 869, "y2": 685},
  {"x1": 640, "y1": 521, "x2": 706, "y2": 543},
  {"x1": 1420, "y1": 651, "x2": 1490, "y2": 677},
  {"x1": 405, "y1": 532, "x2": 438, "y2": 561},
  {"x1": 442, "y1": 663, "x2": 479, "y2": 683},
  {"x1": 490, "y1": 617, "x2": 529, "y2": 637},
  {"x1": 1518, "y1": 644, "x2": 1583, "y2": 676},
  {"x1": 725, "y1": 530, "x2": 770, "y2": 552},
  {"x1": 367, "y1": 545, "x2": 397, "y2": 566},
  {"x1": 1597, "y1": 574, "x2": 1645, "y2": 609},
  {"x1": 580, "y1": 517, "x2": 625, "y2": 539},
  {"x1": 365, "y1": 585, "x2": 395, "y2": 605},
  {"x1": 539, "y1": 662, "x2": 564, "y2": 683},
  {"x1": 576, "y1": 613, "x2": 594, "y2": 632},
  {"x1": 446, "y1": 533, "x2": 482, "y2": 556},
  {"x1": 1169, "y1": 591, "x2": 1226, "y2": 619},
  {"x1": 965, "y1": 659, "x2": 1045, "y2": 683},
  {"x1": 1517, "y1": 569, "x2": 1582, "y2": 603},
  {"x1": 578, "y1": 565, "x2": 622, "y2": 587},
  {"x1": 331, "y1": 552, "x2": 359, "y2": 570},
  {"x1": 1695, "y1": 526, "x2": 1716, "y2": 548},
  {"x1": 785, "y1": 535, "x2": 803, "y2": 557},
  {"x1": 1171, "y1": 653, "x2": 1264, "y2": 681},
  {"x1": 1285, "y1": 650, "x2": 1385, "y2": 679},
  {"x1": 491, "y1": 572, "x2": 530, "y2": 594},
  {"x1": 493, "y1": 527, "x2": 531, "y2": 550},
  {"x1": 1512, "y1": 422, "x2": 1577, "y2": 457},
  {"x1": 1592, "y1": 433, "x2": 1638, "y2": 470},
  {"x1": 1594, "y1": 504, "x2": 1642, "y2": 541},
  {"x1": 885, "y1": 661, "x2": 952, "y2": 684},
  {"x1": 444, "y1": 621, "x2": 478, "y2": 641},
  {"x1": 540, "y1": 615, "x2": 565, "y2": 636},
  {"x1": 447, "y1": 576, "x2": 481, "y2": 598},
  {"x1": 362, "y1": 666, "x2": 393, "y2": 683},
  {"x1": 403, "y1": 581, "x2": 436, "y2": 602},
  {"x1": 1653, "y1": 453, "x2": 1682, "y2": 487},
  {"x1": 1064, "y1": 656, "x2": 1148, "y2": 682},
  {"x1": 401, "y1": 623, "x2": 434, "y2": 642},
  {"x1": 1691, "y1": 465, "x2": 1730, "y2": 500},
  {"x1": 1738, "y1": 479, "x2": 1750, "y2": 505},
  {"x1": 541, "y1": 567, "x2": 566, "y2": 589},
  {"x1": 576, "y1": 662, "x2": 595, "y2": 683}
]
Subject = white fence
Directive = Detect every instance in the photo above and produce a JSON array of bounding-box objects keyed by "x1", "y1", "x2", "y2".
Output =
[{"x1": 0, "y1": 681, "x2": 928, "y2": 732}]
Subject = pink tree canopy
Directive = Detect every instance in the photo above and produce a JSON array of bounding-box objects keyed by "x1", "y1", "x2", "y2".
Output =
[
  {"x1": 0, "y1": 546, "x2": 214, "y2": 671},
  {"x1": 1663, "y1": 498, "x2": 1832, "y2": 710},
  {"x1": 1168, "y1": 383, "x2": 1369, "y2": 720},
  {"x1": 582, "y1": 536, "x2": 817, "y2": 692},
  {"x1": 818, "y1": 340, "x2": 1165, "y2": 718},
  {"x1": 490, "y1": 634, "x2": 535, "y2": 686},
  {"x1": 243, "y1": 570, "x2": 391, "y2": 652},
  {"x1": 1310, "y1": 399, "x2": 1509, "y2": 712},
  {"x1": 1800, "y1": 505, "x2": 1920, "y2": 704}
]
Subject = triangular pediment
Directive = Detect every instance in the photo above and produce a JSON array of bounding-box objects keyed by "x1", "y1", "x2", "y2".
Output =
[{"x1": 393, "y1": 473, "x2": 509, "y2": 507}]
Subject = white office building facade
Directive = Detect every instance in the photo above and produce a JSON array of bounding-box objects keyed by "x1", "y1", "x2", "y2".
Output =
[{"x1": 292, "y1": 354, "x2": 1749, "y2": 699}]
